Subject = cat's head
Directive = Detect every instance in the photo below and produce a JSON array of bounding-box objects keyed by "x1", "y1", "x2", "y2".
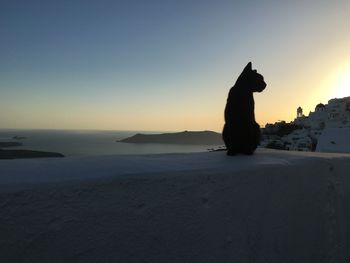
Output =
[{"x1": 237, "y1": 62, "x2": 266, "y2": 93}]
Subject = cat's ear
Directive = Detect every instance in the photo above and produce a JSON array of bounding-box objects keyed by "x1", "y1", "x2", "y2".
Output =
[{"x1": 243, "y1": 62, "x2": 252, "y2": 72}]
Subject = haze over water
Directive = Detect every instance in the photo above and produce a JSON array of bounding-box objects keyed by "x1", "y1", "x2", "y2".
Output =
[{"x1": 0, "y1": 129, "x2": 213, "y2": 156}]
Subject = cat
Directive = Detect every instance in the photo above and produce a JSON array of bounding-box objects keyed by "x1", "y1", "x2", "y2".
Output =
[{"x1": 223, "y1": 62, "x2": 266, "y2": 155}]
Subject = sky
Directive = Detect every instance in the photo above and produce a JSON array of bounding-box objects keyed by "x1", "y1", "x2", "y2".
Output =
[{"x1": 1, "y1": 0, "x2": 350, "y2": 132}]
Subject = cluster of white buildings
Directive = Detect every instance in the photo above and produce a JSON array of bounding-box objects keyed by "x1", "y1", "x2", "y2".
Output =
[
  {"x1": 294, "y1": 96, "x2": 350, "y2": 130},
  {"x1": 262, "y1": 96, "x2": 350, "y2": 152},
  {"x1": 281, "y1": 129, "x2": 314, "y2": 151},
  {"x1": 261, "y1": 127, "x2": 314, "y2": 151}
]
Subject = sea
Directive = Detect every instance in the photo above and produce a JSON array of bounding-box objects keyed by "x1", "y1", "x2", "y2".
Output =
[{"x1": 0, "y1": 129, "x2": 219, "y2": 157}]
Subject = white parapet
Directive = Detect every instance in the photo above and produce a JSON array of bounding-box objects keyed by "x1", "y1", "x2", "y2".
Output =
[{"x1": 1, "y1": 149, "x2": 350, "y2": 262}]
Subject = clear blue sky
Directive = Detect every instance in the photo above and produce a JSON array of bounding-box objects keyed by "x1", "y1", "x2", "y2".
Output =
[{"x1": 1, "y1": 0, "x2": 350, "y2": 131}]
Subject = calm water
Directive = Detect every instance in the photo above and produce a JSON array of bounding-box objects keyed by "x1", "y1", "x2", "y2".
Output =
[{"x1": 0, "y1": 129, "x2": 219, "y2": 157}]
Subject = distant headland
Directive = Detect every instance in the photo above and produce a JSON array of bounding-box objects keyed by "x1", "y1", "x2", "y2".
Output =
[
  {"x1": 119, "y1": 131, "x2": 224, "y2": 145},
  {"x1": 0, "y1": 149, "x2": 64, "y2": 159},
  {"x1": 0, "y1": 141, "x2": 64, "y2": 159}
]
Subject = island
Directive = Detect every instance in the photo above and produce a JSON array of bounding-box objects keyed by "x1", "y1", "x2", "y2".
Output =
[
  {"x1": 0, "y1": 149, "x2": 64, "y2": 159},
  {"x1": 0, "y1": 141, "x2": 64, "y2": 159},
  {"x1": 118, "y1": 130, "x2": 224, "y2": 145}
]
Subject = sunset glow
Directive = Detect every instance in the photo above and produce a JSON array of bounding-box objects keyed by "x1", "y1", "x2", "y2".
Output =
[
  {"x1": 334, "y1": 71, "x2": 350, "y2": 99},
  {"x1": 1, "y1": 1, "x2": 350, "y2": 131}
]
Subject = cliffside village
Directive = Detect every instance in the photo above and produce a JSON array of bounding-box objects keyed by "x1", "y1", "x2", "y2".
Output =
[{"x1": 261, "y1": 96, "x2": 350, "y2": 151}]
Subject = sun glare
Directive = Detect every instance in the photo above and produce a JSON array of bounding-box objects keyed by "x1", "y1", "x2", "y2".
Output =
[
  {"x1": 331, "y1": 64, "x2": 350, "y2": 98},
  {"x1": 333, "y1": 69, "x2": 350, "y2": 99},
  {"x1": 320, "y1": 63, "x2": 350, "y2": 102}
]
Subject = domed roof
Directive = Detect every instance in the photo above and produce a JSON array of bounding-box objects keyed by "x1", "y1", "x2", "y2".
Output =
[{"x1": 316, "y1": 103, "x2": 325, "y2": 109}]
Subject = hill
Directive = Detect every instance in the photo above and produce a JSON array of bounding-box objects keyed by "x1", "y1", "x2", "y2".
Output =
[{"x1": 119, "y1": 130, "x2": 224, "y2": 145}]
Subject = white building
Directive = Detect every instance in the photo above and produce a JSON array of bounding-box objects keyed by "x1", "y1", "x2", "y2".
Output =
[
  {"x1": 294, "y1": 96, "x2": 350, "y2": 130},
  {"x1": 282, "y1": 129, "x2": 313, "y2": 151},
  {"x1": 262, "y1": 96, "x2": 350, "y2": 152},
  {"x1": 316, "y1": 128, "x2": 350, "y2": 153}
]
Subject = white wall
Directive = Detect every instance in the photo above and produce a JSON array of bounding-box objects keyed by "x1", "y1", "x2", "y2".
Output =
[{"x1": 1, "y1": 150, "x2": 350, "y2": 262}]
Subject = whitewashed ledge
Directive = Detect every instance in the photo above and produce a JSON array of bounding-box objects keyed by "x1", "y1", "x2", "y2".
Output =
[{"x1": 0, "y1": 149, "x2": 350, "y2": 263}]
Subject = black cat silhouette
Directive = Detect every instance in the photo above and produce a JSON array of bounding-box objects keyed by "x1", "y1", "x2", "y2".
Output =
[{"x1": 223, "y1": 62, "x2": 266, "y2": 155}]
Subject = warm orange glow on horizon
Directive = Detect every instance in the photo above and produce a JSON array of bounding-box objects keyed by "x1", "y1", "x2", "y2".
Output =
[
  {"x1": 334, "y1": 72, "x2": 350, "y2": 99},
  {"x1": 286, "y1": 61, "x2": 350, "y2": 123},
  {"x1": 323, "y1": 62, "x2": 350, "y2": 100}
]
